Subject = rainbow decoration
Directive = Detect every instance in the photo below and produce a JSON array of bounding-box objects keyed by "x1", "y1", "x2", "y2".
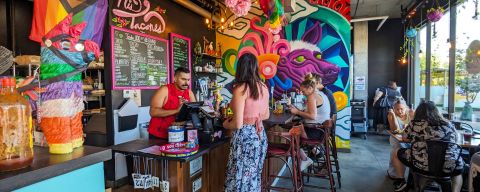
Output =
[
  {"x1": 38, "y1": 15, "x2": 99, "y2": 154},
  {"x1": 29, "y1": 0, "x2": 107, "y2": 45},
  {"x1": 259, "y1": 0, "x2": 285, "y2": 30}
]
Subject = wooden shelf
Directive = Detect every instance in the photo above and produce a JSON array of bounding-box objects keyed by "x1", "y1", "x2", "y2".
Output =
[{"x1": 201, "y1": 53, "x2": 222, "y2": 59}]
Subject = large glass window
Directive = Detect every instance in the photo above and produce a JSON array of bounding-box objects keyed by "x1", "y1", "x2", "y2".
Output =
[
  {"x1": 454, "y1": 0, "x2": 480, "y2": 125},
  {"x1": 414, "y1": 27, "x2": 427, "y2": 107},
  {"x1": 430, "y1": 11, "x2": 450, "y2": 114}
]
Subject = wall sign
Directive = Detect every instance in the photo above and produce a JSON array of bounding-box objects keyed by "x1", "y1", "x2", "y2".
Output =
[
  {"x1": 111, "y1": 26, "x2": 169, "y2": 89},
  {"x1": 111, "y1": 0, "x2": 167, "y2": 35},
  {"x1": 169, "y1": 33, "x2": 191, "y2": 82}
]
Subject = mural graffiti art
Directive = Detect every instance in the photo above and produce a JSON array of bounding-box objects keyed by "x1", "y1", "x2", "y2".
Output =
[{"x1": 217, "y1": 0, "x2": 352, "y2": 149}]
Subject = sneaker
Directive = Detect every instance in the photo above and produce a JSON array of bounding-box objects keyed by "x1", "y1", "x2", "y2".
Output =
[
  {"x1": 300, "y1": 157, "x2": 314, "y2": 171},
  {"x1": 393, "y1": 179, "x2": 407, "y2": 192}
]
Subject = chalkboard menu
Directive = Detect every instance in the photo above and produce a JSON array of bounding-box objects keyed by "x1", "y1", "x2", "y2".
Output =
[
  {"x1": 169, "y1": 33, "x2": 191, "y2": 80},
  {"x1": 111, "y1": 26, "x2": 169, "y2": 89}
]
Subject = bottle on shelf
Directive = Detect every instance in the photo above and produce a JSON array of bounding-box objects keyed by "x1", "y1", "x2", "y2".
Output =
[{"x1": 0, "y1": 77, "x2": 34, "y2": 172}]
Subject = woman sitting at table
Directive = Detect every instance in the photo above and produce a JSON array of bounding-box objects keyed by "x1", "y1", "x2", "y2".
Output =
[
  {"x1": 391, "y1": 101, "x2": 464, "y2": 192},
  {"x1": 387, "y1": 99, "x2": 414, "y2": 181},
  {"x1": 289, "y1": 73, "x2": 331, "y2": 170}
]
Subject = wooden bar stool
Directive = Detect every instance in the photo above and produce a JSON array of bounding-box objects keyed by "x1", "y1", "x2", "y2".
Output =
[
  {"x1": 330, "y1": 115, "x2": 341, "y2": 188},
  {"x1": 263, "y1": 125, "x2": 303, "y2": 192},
  {"x1": 301, "y1": 120, "x2": 336, "y2": 192}
]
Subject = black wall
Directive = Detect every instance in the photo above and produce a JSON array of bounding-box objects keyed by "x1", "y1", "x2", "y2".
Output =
[
  {"x1": 105, "y1": 0, "x2": 216, "y2": 144},
  {"x1": 367, "y1": 19, "x2": 408, "y2": 112},
  {"x1": 0, "y1": 0, "x2": 40, "y2": 75}
]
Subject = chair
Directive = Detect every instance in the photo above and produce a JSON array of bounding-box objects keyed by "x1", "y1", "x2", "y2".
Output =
[
  {"x1": 330, "y1": 114, "x2": 341, "y2": 188},
  {"x1": 301, "y1": 120, "x2": 336, "y2": 192},
  {"x1": 411, "y1": 140, "x2": 464, "y2": 192},
  {"x1": 263, "y1": 125, "x2": 303, "y2": 192}
]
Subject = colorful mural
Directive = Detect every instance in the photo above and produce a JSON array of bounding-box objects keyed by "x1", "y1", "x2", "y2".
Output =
[{"x1": 216, "y1": 0, "x2": 352, "y2": 149}]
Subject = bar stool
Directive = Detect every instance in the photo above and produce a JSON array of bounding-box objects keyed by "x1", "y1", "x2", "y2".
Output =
[
  {"x1": 301, "y1": 120, "x2": 336, "y2": 192},
  {"x1": 263, "y1": 125, "x2": 303, "y2": 192},
  {"x1": 330, "y1": 115, "x2": 341, "y2": 188}
]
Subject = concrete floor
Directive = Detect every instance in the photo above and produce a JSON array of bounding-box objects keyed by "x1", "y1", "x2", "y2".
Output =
[
  {"x1": 272, "y1": 134, "x2": 395, "y2": 192},
  {"x1": 114, "y1": 134, "x2": 397, "y2": 192}
]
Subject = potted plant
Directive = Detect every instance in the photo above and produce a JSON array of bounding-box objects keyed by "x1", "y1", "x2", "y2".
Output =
[
  {"x1": 457, "y1": 74, "x2": 480, "y2": 121},
  {"x1": 427, "y1": 7, "x2": 444, "y2": 22}
]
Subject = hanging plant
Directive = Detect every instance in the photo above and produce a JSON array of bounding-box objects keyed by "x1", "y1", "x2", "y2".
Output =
[
  {"x1": 427, "y1": 7, "x2": 444, "y2": 22},
  {"x1": 406, "y1": 28, "x2": 417, "y2": 38}
]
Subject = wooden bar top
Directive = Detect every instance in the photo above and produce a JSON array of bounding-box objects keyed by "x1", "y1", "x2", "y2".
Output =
[
  {"x1": 110, "y1": 138, "x2": 230, "y2": 162},
  {"x1": 0, "y1": 146, "x2": 112, "y2": 192},
  {"x1": 264, "y1": 111, "x2": 295, "y2": 125}
]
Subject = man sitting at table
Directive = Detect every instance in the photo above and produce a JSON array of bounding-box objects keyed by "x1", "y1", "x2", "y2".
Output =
[{"x1": 148, "y1": 67, "x2": 196, "y2": 139}]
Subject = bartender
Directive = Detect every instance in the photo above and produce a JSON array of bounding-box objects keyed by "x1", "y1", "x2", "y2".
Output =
[{"x1": 148, "y1": 67, "x2": 196, "y2": 139}]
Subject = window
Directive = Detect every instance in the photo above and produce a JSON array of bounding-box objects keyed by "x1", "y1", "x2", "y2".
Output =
[
  {"x1": 414, "y1": 26, "x2": 427, "y2": 107},
  {"x1": 454, "y1": 0, "x2": 480, "y2": 124},
  {"x1": 429, "y1": 11, "x2": 450, "y2": 114}
]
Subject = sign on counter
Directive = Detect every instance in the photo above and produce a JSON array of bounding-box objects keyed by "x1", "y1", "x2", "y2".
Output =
[{"x1": 111, "y1": 26, "x2": 169, "y2": 89}]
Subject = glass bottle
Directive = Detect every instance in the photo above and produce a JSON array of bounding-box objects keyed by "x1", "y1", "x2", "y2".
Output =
[{"x1": 0, "y1": 77, "x2": 33, "y2": 172}]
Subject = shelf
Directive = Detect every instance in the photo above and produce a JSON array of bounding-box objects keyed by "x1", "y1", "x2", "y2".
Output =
[
  {"x1": 201, "y1": 53, "x2": 222, "y2": 59},
  {"x1": 195, "y1": 71, "x2": 218, "y2": 75}
]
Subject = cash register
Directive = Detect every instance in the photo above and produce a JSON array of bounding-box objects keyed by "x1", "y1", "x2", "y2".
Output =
[{"x1": 175, "y1": 102, "x2": 224, "y2": 144}]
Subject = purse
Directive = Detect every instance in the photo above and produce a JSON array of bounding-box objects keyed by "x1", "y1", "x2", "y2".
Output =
[{"x1": 377, "y1": 88, "x2": 390, "y2": 108}]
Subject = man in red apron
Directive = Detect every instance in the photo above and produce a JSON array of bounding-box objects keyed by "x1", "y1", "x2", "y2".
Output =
[{"x1": 148, "y1": 67, "x2": 196, "y2": 139}]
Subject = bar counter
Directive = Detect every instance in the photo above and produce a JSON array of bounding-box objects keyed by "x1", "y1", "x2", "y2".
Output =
[
  {"x1": 0, "y1": 146, "x2": 112, "y2": 192},
  {"x1": 111, "y1": 138, "x2": 231, "y2": 192}
]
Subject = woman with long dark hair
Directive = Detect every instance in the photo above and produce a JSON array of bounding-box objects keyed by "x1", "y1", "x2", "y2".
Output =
[
  {"x1": 391, "y1": 101, "x2": 464, "y2": 192},
  {"x1": 223, "y1": 53, "x2": 270, "y2": 191}
]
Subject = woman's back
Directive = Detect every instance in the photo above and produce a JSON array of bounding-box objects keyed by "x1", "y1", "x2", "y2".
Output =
[
  {"x1": 243, "y1": 83, "x2": 270, "y2": 125},
  {"x1": 305, "y1": 90, "x2": 331, "y2": 124},
  {"x1": 406, "y1": 120, "x2": 464, "y2": 173}
]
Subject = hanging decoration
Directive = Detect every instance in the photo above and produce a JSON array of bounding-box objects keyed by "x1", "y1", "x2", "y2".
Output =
[
  {"x1": 259, "y1": 0, "x2": 286, "y2": 42},
  {"x1": 406, "y1": 27, "x2": 417, "y2": 38},
  {"x1": 225, "y1": 0, "x2": 252, "y2": 17},
  {"x1": 427, "y1": 0, "x2": 444, "y2": 22}
]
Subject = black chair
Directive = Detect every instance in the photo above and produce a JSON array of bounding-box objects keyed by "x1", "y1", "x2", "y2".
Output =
[{"x1": 411, "y1": 140, "x2": 463, "y2": 192}]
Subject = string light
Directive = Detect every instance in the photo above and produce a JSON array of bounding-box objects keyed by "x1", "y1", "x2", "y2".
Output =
[
  {"x1": 221, "y1": 17, "x2": 225, "y2": 23},
  {"x1": 205, "y1": 18, "x2": 209, "y2": 24},
  {"x1": 402, "y1": 58, "x2": 407, "y2": 64}
]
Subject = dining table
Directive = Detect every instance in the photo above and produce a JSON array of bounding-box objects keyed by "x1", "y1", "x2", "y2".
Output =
[{"x1": 387, "y1": 130, "x2": 480, "y2": 148}]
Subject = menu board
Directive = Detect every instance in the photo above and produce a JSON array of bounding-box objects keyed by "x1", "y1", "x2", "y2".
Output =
[
  {"x1": 111, "y1": 26, "x2": 169, "y2": 89},
  {"x1": 169, "y1": 33, "x2": 191, "y2": 80}
]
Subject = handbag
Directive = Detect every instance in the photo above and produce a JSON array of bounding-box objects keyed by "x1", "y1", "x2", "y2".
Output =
[{"x1": 377, "y1": 88, "x2": 390, "y2": 108}]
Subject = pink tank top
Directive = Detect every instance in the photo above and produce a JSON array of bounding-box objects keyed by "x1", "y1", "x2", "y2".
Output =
[{"x1": 242, "y1": 84, "x2": 270, "y2": 128}]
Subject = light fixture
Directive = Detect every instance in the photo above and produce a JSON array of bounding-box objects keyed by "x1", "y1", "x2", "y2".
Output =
[
  {"x1": 477, "y1": 50, "x2": 480, "y2": 56},
  {"x1": 204, "y1": 3, "x2": 235, "y2": 32}
]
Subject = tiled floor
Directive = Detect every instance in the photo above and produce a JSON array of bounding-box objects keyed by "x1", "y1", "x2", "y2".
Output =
[{"x1": 113, "y1": 134, "x2": 396, "y2": 192}]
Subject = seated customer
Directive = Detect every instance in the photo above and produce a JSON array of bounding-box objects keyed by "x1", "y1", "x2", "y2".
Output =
[
  {"x1": 289, "y1": 73, "x2": 331, "y2": 170},
  {"x1": 387, "y1": 99, "x2": 414, "y2": 180},
  {"x1": 392, "y1": 101, "x2": 464, "y2": 192}
]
